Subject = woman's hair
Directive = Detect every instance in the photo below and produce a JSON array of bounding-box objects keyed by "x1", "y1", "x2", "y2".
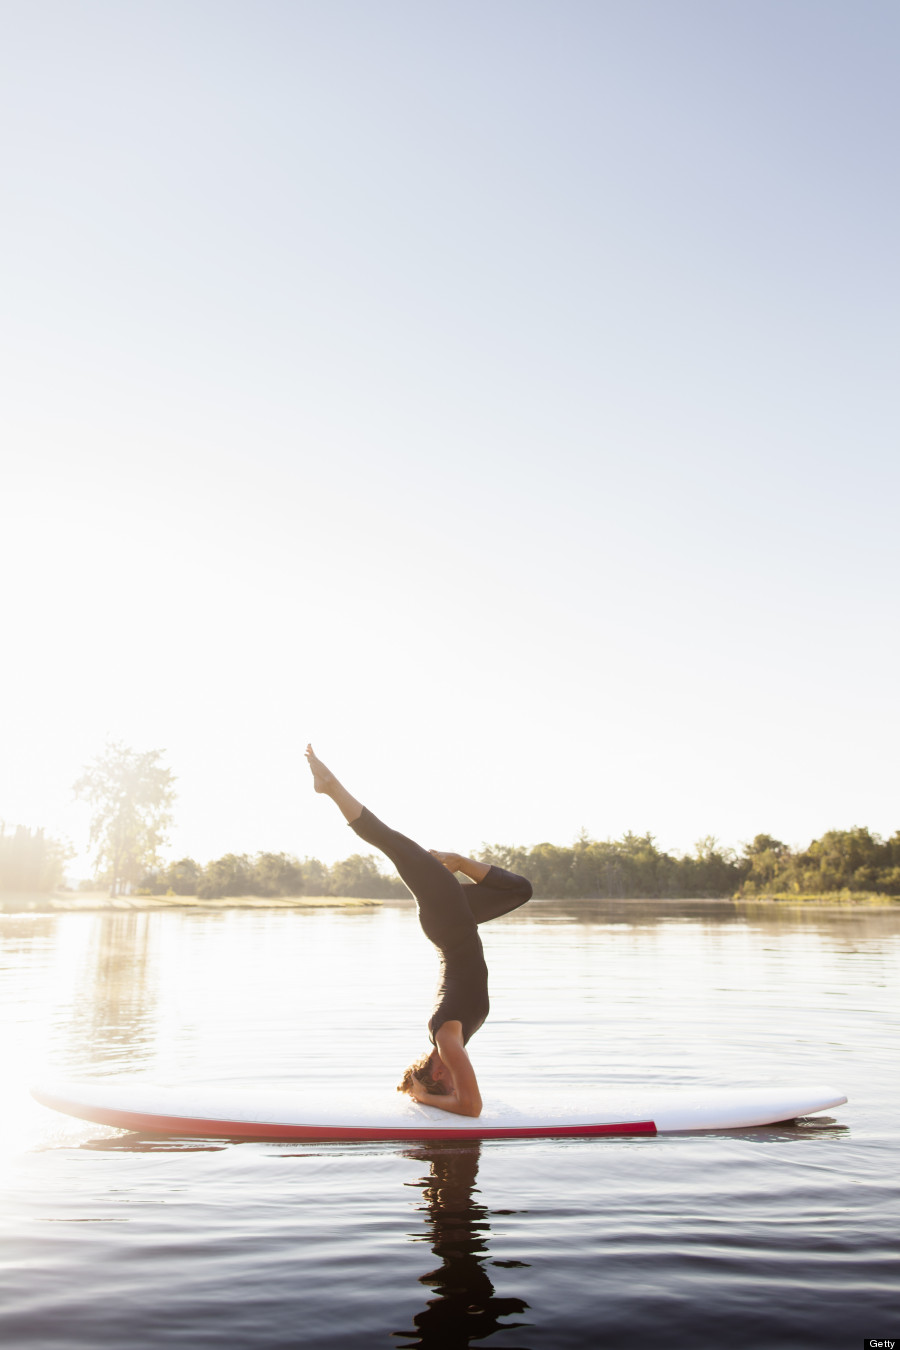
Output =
[{"x1": 397, "y1": 1048, "x2": 450, "y2": 1097}]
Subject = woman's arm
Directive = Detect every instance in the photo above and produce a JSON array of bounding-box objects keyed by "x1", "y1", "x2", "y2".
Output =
[
  {"x1": 408, "y1": 1021, "x2": 483, "y2": 1117},
  {"x1": 429, "y1": 850, "x2": 491, "y2": 884}
]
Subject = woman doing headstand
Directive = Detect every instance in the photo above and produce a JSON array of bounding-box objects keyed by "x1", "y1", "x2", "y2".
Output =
[{"x1": 305, "y1": 745, "x2": 533, "y2": 1118}]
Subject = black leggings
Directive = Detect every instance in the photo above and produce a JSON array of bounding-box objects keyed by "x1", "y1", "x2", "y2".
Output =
[{"x1": 349, "y1": 807, "x2": 530, "y2": 951}]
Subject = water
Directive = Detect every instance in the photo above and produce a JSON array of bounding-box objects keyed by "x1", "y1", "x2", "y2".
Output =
[{"x1": 1, "y1": 899, "x2": 899, "y2": 1349}]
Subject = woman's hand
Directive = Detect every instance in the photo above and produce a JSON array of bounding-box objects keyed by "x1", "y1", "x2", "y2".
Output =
[
  {"x1": 408, "y1": 1072, "x2": 433, "y2": 1104},
  {"x1": 430, "y1": 851, "x2": 491, "y2": 884},
  {"x1": 429, "y1": 850, "x2": 464, "y2": 873},
  {"x1": 407, "y1": 1068, "x2": 481, "y2": 1118}
]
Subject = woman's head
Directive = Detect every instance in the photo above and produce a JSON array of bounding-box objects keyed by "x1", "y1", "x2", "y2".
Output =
[{"x1": 397, "y1": 1048, "x2": 449, "y2": 1097}]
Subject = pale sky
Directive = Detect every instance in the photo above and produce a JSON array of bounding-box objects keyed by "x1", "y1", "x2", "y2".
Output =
[{"x1": 3, "y1": 0, "x2": 898, "y2": 876}]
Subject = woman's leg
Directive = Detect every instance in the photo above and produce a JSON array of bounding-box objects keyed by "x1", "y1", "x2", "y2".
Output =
[
  {"x1": 305, "y1": 745, "x2": 473, "y2": 948},
  {"x1": 305, "y1": 744, "x2": 364, "y2": 824},
  {"x1": 432, "y1": 850, "x2": 533, "y2": 923},
  {"x1": 465, "y1": 874, "x2": 533, "y2": 924}
]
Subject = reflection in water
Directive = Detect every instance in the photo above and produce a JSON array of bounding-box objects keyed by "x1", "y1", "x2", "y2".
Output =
[
  {"x1": 394, "y1": 1142, "x2": 531, "y2": 1350},
  {"x1": 536, "y1": 897, "x2": 900, "y2": 949},
  {"x1": 712, "y1": 1116, "x2": 849, "y2": 1144},
  {"x1": 0, "y1": 915, "x2": 59, "y2": 953},
  {"x1": 68, "y1": 914, "x2": 159, "y2": 1071},
  {"x1": 78, "y1": 1134, "x2": 227, "y2": 1154}
]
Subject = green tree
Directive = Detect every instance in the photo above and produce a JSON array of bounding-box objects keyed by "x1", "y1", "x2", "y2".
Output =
[
  {"x1": 165, "y1": 857, "x2": 203, "y2": 895},
  {"x1": 137, "y1": 857, "x2": 203, "y2": 895},
  {"x1": 329, "y1": 853, "x2": 405, "y2": 898},
  {"x1": 681, "y1": 836, "x2": 741, "y2": 897},
  {"x1": 739, "y1": 834, "x2": 789, "y2": 894},
  {"x1": 74, "y1": 742, "x2": 176, "y2": 896},
  {"x1": 253, "y1": 852, "x2": 306, "y2": 897},
  {"x1": 197, "y1": 853, "x2": 254, "y2": 899},
  {"x1": 299, "y1": 856, "x2": 332, "y2": 896},
  {"x1": 517, "y1": 841, "x2": 575, "y2": 897}
]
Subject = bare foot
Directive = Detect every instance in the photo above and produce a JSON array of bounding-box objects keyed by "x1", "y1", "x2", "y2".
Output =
[{"x1": 305, "y1": 743, "x2": 337, "y2": 794}]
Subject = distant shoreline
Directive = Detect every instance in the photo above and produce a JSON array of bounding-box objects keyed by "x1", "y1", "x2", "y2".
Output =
[
  {"x1": 1, "y1": 891, "x2": 383, "y2": 914},
  {"x1": 2, "y1": 890, "x2": 897, "y2": 914}
]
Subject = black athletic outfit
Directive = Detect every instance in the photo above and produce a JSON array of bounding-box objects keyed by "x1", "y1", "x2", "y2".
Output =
[{"x1": 349, "y1": 807, "x2": 533, "y2": 1044}]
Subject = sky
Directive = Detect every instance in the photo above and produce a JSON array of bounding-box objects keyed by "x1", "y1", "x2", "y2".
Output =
[{"x1": 2, "y1": 0, "x2": 898, "y2": 877}]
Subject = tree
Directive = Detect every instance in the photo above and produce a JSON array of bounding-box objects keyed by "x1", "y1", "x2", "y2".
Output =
[
  {"x1": 685, "y1": 836, "x2": 741, "y2": 897},
  {"x1": 0, "y1": 824, "x2": 71, "y2": 895},
  {"x1": 197, "y1": 853, "x2": 254, "y2": 899},
  {"x1": 74, "y1": 742, "x2": 176, "y2": 896},
  {"x1": 165, "y1": 857, "x2": 203, "y2": 896},
  {"x1": 299, "y1": 856, "x2": 332, "y2": 896},
  {"x1": 253, "y1": 852, "x2": 306, "y2": 897},
  {"x1": 330, "y1": 852, "x2": 403, "y2": 898},
  {"x1": 739, "y1": 834, "x2": 790, "y2": 893}
]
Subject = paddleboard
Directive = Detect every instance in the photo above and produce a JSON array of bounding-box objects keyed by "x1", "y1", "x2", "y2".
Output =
[{"x1": 31, "y1": 1078, "x2": 847, "y2": 1140}]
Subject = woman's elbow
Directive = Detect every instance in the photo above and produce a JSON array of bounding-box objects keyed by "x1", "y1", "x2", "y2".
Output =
[{"x1": 457, "y1": 1090, "x2": 483, "y2": 1118}]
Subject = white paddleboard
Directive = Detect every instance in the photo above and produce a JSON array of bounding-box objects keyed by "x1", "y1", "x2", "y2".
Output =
[{"x1": 31, "y1": 1078, "x2": 847, "y2": 1140}]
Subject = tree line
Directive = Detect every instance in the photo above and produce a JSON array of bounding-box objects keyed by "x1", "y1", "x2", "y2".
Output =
[
  {"x1": 135, "y1": 851, "x2": 407, "y2": 900},
  {"x1": 477, "y1": 827, "x2": 900, "y2": 899},
  {"x1": 5, "y1": 823, "x2": 900, "y2": 902},
  {"x1": 3, "y1": 743, "x2": 899, "y2": 900},
  {"x1": 131, "y1": 826, "x2": 900, "y2": 900}
]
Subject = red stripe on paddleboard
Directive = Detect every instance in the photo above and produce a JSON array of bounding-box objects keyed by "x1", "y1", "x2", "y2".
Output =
[{"x1": 35, "y1": 1094, "x2": 657, "y2": 1139}]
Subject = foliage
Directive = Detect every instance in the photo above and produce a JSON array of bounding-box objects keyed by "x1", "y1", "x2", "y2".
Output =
[
  {"x1": 328, "y1": 853, "x2": 406, "y2": 898},
  {"x1": 196, "y1": 853, "x2": 255, "y2": 899},
  {"x1": 74, "y1": 742, "x2": 176, "y2": 896},
  {"x1": 482, "y1": 826, "x2": 900, "y2": 899},
  {"x1": 163, "y1": 857, "x2": 203, "y2": 896},
  {"x1": 0, "y1": 824, "x2": 70, "y2": 893},
  {"x1": 136, "y1": 850, "x2": 406, "y2": 899},
  {"x1": 121, "y1": 823, "x2": 900, "y2": 903},
  {"x1": 479, "y1": 831, "x2": 740, "y2": 898},
  {"x1": 738, "y1": 827, "x2": 900, "y2": 897}
]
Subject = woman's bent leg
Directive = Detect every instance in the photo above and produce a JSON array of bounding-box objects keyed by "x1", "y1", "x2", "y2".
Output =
[{"x1": 464, "y1": 867, "x2": 533, "y2": 924}]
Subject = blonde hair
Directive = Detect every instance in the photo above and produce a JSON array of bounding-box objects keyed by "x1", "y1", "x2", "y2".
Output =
[{"x1": 397, "y1": 1048, "x2": 449, "y2": 1097}]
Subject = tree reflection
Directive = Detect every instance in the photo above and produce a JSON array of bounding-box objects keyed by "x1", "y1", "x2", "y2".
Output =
[
  {"x1": 67, "y1": 913, "x2": 159, "y2": 1070},
  {"x1": 393, "y1": 1141, "x2": 531, "y2": 1349}
]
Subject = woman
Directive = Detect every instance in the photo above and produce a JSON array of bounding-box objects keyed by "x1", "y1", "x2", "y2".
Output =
[{"x1": 305, "y1": 745, "x2": 533, "y2": 1117}]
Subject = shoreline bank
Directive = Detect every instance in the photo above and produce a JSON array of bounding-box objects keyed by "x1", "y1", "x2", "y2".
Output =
[
  {"x1": 0, "y1": 891, "x2": 383, "y2": 914},
  {"x1": 2, "y1": 890, "x2": 897, "y2": 915}
]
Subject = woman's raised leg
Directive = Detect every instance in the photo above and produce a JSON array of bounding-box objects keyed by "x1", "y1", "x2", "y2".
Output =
[{"x1": 305, "y1": 744, "x2": 364, "y2": 823}]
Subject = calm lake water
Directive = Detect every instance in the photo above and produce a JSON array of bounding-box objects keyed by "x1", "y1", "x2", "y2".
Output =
[{"x1": 1, "y1": 898, "x2": 899, "y2": 1349}]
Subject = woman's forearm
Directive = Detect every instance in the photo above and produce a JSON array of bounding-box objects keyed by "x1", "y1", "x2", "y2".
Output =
[
  {"x1": 454, "y1": 855, "x2": 491, "y2": 884},
  {"x1": 411, "y1": 1088, "x2": 483, "y2": 1118}
]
